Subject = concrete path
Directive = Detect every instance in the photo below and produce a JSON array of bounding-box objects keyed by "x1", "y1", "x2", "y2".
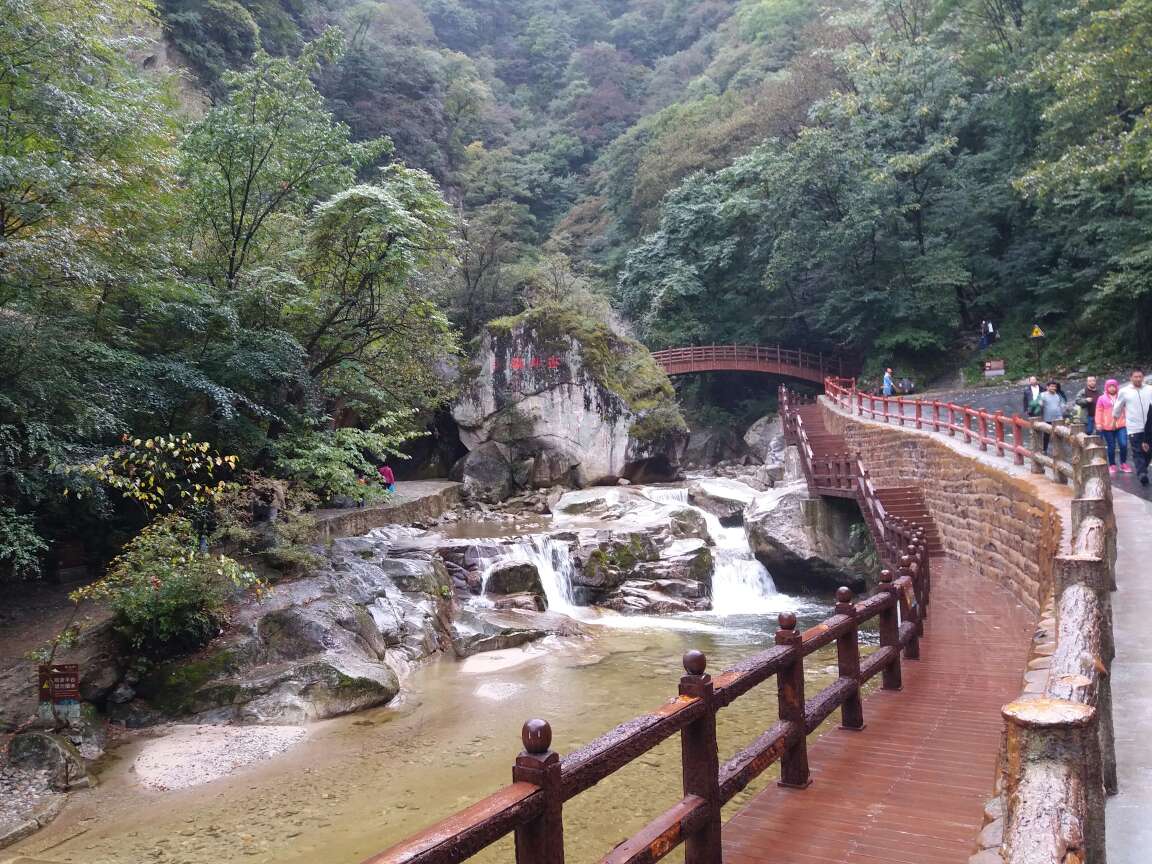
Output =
[{"x1": 1105, "y1": 487, "x2": 1152, "y2": 862}]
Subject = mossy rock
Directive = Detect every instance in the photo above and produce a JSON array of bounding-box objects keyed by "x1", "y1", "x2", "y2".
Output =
[{"x1": 136, "y1": 650, "x2": 239, "y2": 716}]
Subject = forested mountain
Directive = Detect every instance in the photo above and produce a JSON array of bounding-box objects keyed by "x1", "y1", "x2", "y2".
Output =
[{"x1": 2, "y1": 0, "x2": 1150, "y2": 578}]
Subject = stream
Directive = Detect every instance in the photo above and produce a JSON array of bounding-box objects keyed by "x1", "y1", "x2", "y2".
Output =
[{"x1": 10, "y1": 482, "x2": 842, "y2": 864}]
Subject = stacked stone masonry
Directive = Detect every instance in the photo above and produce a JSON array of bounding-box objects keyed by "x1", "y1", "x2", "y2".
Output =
[{"x1": 820, "y1": 404, "x2": 1062, "y2": 615}]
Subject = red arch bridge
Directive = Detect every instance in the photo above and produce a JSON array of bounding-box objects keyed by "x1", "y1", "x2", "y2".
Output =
[{"x1": 649, "y1": 345, "x2": 851, "y2": 385}]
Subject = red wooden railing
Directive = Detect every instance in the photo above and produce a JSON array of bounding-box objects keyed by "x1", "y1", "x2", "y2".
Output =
[
  {"x1": 822, "y1": 378, "x2": 1099, "y2": 491},
  {"x1": 651, "y1": 345, "x2": 850, "y2": 383},
  {"x1": 363, "y1": 562, "x2": 933, "y2": 864},
  {"x1": 779, "y1": 387, "x2": 932, "y2": 583}
]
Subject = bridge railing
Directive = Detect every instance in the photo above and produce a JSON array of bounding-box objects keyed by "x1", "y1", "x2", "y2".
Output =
[
  {"x1": 651, "y1": 345, "x2": 849, "y2": 378},
  {"x1": 821, "y1": 377, "x2": 1117, "y2": 864},
  {"x1": 362, "y1": 553, "x2": 932, "y2": 864},
  {"x1": 780, "y1": 387, "x2": 929, "y2": 579},
  {"x1": 823, "y1": 378, "x2": 1106, "y2": 495}
]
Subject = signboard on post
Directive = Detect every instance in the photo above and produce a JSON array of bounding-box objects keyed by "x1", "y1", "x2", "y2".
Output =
[
  {"x1": 38, "y1": 663, "x2": 82, "y2": 725},
  {"x1": 983, "y1": 359, "x2": 1006, "y2": 378},
  {"x1": 1029, "y1": 324, "x2": 1046, "y2": 370}
]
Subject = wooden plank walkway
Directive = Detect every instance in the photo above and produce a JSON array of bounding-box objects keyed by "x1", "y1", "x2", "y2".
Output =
[{"x1": 723, "y1": 559, "x2": 1036, "y2": 864}]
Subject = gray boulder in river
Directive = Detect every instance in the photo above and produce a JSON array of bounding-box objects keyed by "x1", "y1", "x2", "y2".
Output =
[
  {"x1": 452, "y1": 306, "x2": 688, "y2": 500},
  {"x1": 743, "y1": 483, "x2": 869, "y2": 595}
]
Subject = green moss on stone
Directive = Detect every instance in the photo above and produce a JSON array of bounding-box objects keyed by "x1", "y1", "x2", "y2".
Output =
[
  {"x1": 487, "y1": 304, "x2": 686, "y2": 442},
  {"x1": 138, "y1": 650, "x2": 238, "y2": 715}
]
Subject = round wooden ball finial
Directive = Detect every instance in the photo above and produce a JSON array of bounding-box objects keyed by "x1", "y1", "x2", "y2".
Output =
[
  {"x1": 778, "y1": 611, "x2": 798, "y2": 631},
  {"x1": 880, "y1": 569, "x2": 894, "y2": 584},
  {"x1": 900, "y1": 554, "x2": 913, "y2": 568},
  {"x1": 522, "y1": 718, "x2": 552, "y2": 754},
  {"x1": 682, "y1": 649, "x2": 708, "y2": 676},
  {"x1": 836, "y1": 586, "x2": 854, "y2": 605}
]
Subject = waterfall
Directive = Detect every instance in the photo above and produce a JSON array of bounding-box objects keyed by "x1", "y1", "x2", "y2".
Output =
[
  {"x1": 643, "y1": 486, "x2": 779, "y2": 614},
  {"x1": 475, "y1": 535, "x2": 577, "y2": 613}
]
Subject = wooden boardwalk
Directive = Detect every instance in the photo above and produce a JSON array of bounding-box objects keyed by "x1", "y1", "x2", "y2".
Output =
[{"x1": 724, "y1": 559, "x2": 1036, "y2": 864}]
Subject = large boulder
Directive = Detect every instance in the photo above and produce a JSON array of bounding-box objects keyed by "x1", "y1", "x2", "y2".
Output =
[
  {"x1": 684, "y1": 427, "x2": 755, "y2": 467},
  {"x1": 744, "y1": 483, "x2": 867, "y2": 594},
  {"x1": 8, "y1": 732, "x2": 91, "y2": 791},
  {"x1": 744, "y1": 415, "x2": 784, "y2": 462},
  {"x1": 450, "y1": 608, "x2": 585, "y2": 657},
  {"x1": 452, "y1": 441, "x2": 514, "y2": 503},
  {"x1": 688, "y1": 479, "x2": 758, "y2": 526},
  {"x1": 484, "y1": 561, "x2": 545, "y2": 598},
  {"x1": 133, "y1": 536, "x2": 453, "y2": 724},
  {"x1": 452, "y1": 306, "x2": 688, "y2": 490}
]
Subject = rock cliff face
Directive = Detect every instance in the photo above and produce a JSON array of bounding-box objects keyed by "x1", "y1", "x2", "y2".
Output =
[{"x1": 452, "y1": 306, "x2": 687, "y2": 499}]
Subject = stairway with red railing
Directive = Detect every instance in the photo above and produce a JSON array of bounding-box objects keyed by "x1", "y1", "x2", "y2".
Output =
[{"x1": 782, "y1": 389, "x2": 945, "y2": 564}]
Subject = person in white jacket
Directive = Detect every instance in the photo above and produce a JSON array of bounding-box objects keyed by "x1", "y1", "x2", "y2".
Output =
[{"x1": 1114, "y1": 370, "x2": 1152, "y2": 484}]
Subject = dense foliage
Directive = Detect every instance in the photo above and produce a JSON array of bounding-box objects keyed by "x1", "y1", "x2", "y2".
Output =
[
  {"x1": 0, "y1": 0, "x2": 458, "y2": 577},
  {"x1": 5, "y1": 0, "x2": 1151, "y2": 579}
]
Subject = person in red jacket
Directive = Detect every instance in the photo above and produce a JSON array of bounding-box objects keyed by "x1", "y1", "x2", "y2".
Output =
[{"x1": 377, "y1": 463, "x2": 396, "y2": 493}]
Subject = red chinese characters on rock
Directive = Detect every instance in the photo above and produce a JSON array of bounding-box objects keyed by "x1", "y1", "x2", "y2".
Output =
[{"x1": 493, "y1": 355, "x2": 564, "y2": 374}]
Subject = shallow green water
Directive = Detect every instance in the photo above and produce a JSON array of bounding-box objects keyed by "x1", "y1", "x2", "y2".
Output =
[{"x1": 12, "y1": 604, "x2": 854, "y2": 864}]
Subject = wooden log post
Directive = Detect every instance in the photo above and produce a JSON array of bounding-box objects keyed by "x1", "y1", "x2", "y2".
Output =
[
  {"x1": 1029, "y1": 422, "x2": 1046, "y2": 475},
  {"x1": 835, "y1": 588, "x2": 865, "y2": 731},
  {"x1": 995, "y1": 410, "x2": 1006, "y2": 457},
  {"x1": 897, "y1": 555, "x2": 920, "y2": 660},
  {"x1": 775, "y1": 612, "x2": 811, "y2": 788},
  {"x1": 513, "y1": 719, "x2": 565, "y2": 864},
  {"x1": 1000, "y1": 699, "x2": 1104, "y2": 864},
  {"x1": 878, "y1": 570, "x2": 902, "y2": 691},
  {"x1": 678, "y1": 651, "x2": 722, "y2": 864}
]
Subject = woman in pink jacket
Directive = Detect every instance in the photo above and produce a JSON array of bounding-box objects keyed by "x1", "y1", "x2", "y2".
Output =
[{"x1": 1095, "y1": 379, "x2": 1129, "y2": 473}]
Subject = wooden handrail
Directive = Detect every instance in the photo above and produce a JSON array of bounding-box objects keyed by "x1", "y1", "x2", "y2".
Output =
[
  {"x1": 365, "y1": 558, "x2": 931, "y2": 864},
  {"x1": 650, "y1": 345, "x2": 855, "y2": 381}
]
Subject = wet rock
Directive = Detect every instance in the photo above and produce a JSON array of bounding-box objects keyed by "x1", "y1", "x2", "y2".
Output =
[
  {"x1": 452, "y1": 441, "x2": 514, "y2": 503},
  {"x1": 484, "y1": 562, "x2": 544, "y2": 597},
  {"x1": 8, "y1": 733, "x2": 89, "y2": 791},
  {"x1": 744, "y1": 415, "x2": 784, "y2": 462},
  {"x1": 744, "y1": 484, "x2": 867, "y2": 594},
  {"x1": 493, "y1": 593, "x2": 547, "y2": 612},
  {"x1": 684, "y1": 427, "x2": 756, "y2": 468},
  {"x1": 688, "y1": 479, "x2": 758, "y2": 526},
  {"x1": 450, "y1": 608, "x2": 585, "y2": 657}
]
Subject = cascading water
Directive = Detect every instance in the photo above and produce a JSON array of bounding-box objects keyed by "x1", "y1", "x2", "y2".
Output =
[
  {"x1": 475, "y1": 535, "x2": 577, "y2": 613},
  {"x1": 642, "y1": 486, "x2": 779, "y2": 614}
]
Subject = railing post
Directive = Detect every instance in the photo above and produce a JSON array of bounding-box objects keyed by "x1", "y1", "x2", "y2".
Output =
[
  {"x1": 995, "y1": 410, "x2": 1006, "y2": 457},
  {"x1": 835, "y1": 588, "x2": 865, "y2": 731},
  {"x1": 775, "y1": 612, "x2": 811, "y2": 788},
  {"x1": 931, "y1": 400, "x2": 940, "y2": 433},
  {"x1": 678, "y1": 651, "x2": 722, "y2": 864},
  {"x1": 513, "y1": 720, "x2": 565, "y2": 864},
  {"x1": 963, "y1": 407, "x2": 973, "y2": 444},
  {"x1": 978, "y1": 409, "x2": 989, "y2": 451},
  {"x1": 915, "y1": 398, "x2": 923, "y2": 430},
  {"x1": 947, "y1": 404, "x2": 956, "y2": 437},
  {"x1": 897, "y1": 554, "x2": 920, "y2": 660},
  {"x1": 1029, "y1": 421, "x2": 1046, "y2": 475},
  {"x1": 897, "y1": 396, "x2": 905, "y2": 426},
  {"x1": 878, "y1": 570, "x2": 902, "y2": 691}
]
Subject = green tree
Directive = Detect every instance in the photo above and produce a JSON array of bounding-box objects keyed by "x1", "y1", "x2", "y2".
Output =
[{"x1": 180, "y1": 29, "x2": 390, "y2": 293}]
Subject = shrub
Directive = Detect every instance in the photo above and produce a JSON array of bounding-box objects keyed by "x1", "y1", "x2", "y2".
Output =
[
  {"x1": 72, "y1": 516, "x2": 263, "y2": 660},
  {"x1": 0, "y1": 507, "x2": 48, "y2": 580}
]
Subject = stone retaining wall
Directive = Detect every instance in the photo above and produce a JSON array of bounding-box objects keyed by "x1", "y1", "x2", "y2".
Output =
[
  {"x1": 820, "y1": 403, "x2": 1062, "y2": 615},
  {"x1": 313, "y1": 482, "x2": 463, "y2": 544}
]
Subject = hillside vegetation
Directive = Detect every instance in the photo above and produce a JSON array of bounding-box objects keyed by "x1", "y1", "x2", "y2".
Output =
[{"x1": 3, "y1": 0, "x2": 1150, "y2": 580}]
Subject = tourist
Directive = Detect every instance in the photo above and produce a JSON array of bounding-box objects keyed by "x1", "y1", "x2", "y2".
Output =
[
  {"x1": 987, "y1": 320, "x2": 997, "y2": 343},
  {"x1": 979, "y1": 320, "x2": 989, "y2": 350},
  {"x1": 1113, "y1": 370, "x2": 1152, "y2": 484},
  {"x1": 1039, "y1": 381, "x2": 1066, "y2": 453},
  {"x1": 1022, "y1": 375, "x2": 1043, "y2": 417},
  {"x1": 378, "y1": 462, "x2": 397, "y2": 493},
  {"x1": 882, "y1": 367, "x2": 895, "y2": 397},
  {"x1": 1074, "y1": 376, "x2": 1101, "y2": 434},
  {"x1": 1095, "y1": 379, "x2": 1128, "y2": 474}
]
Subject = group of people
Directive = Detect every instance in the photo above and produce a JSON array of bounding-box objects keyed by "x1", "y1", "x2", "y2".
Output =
[
  {"x1": 978, "y1": 320, "x2": 998, "y2": 350},
  {"x1": 1022, "y1": 371, "x2": 1152, "y2": 483}
]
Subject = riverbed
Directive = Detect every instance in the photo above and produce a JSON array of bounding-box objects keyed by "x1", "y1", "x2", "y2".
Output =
[{"x1": 8, "y1": 483, "x2": 848, "y2": 864}]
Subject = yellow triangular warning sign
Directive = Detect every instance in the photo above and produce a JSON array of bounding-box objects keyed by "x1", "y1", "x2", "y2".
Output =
[{"x1": 1030, "y1": 325, "x2": 1045, "y2": 339}]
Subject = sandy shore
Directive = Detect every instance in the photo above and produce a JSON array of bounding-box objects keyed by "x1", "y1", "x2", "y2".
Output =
[{"x1": 132, "y1": 725, "x2": 309, "y2": 791}]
